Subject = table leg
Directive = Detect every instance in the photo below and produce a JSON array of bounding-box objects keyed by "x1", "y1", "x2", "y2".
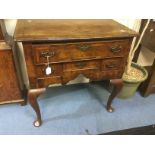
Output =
[
  {"x1": 107, "y1": 79, "x2": 123, "y2": 112},
  {"x1": 28, "y1": 88, "x2": 46, "y2": 127}
]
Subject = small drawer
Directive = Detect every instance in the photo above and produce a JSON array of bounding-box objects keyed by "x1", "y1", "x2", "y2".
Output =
[
  {"x1": 101, "y1": 58, "x2": 122, "y2": 71},
  {"x1": 63, "y1": 60, "x2": 100, "y2": 72},
  {"x1": 35, "y1": 64, "x2": 62, "y2": 77}
]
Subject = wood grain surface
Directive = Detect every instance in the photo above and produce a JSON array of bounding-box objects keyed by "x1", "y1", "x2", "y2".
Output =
[{"x1": 14, "y1": 19, "x2": 137, "y2": 42}]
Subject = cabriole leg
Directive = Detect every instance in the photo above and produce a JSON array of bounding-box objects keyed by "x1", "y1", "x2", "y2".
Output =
[
  {"x1": 28, "y1": 88, "x2": 46, "y2": 127},
  {"x1": 107, "y1": 79, "x2": 123, "y2": 112}
]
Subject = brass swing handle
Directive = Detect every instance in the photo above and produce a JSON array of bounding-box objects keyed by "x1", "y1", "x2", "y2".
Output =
[
  {"x1": 110, "y1": 45, "x2": 122, "y2": 53},
  {"x1": 78, "y1": 44, "x2": 91, "y2": 51},
  {"x1": 40, "y1": 51, "x2": 55, "y2": 58}
]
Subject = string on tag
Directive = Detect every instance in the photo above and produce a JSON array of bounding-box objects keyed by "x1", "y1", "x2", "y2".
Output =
[
  {"x1": 45, "y1": 56, "x2": 52, "y2": 75},
  {"x1": 46, "y1": 56, "x2": 50, "y2": 67}
]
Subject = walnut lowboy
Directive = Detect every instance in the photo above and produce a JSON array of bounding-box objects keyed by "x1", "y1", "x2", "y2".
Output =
[{"x1": 14, "y1": 19, "x2": 137, "y2": 127}]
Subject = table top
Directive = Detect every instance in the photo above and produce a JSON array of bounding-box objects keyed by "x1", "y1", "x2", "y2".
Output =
[{"x1": 14, "y1": 19, "x2": 137, "y2": 42}]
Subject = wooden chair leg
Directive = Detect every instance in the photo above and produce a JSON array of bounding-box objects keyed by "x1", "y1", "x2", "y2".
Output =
[
  {"x1": 107, "y1": 79, "x2": 123, "y2": 112},
  {"x1": 28, "y1": 88, "x2": 46, "y2": 127}
]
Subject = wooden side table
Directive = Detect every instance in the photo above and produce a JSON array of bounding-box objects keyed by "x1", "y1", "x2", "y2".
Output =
[{"x1": 14, "y1": 19, "x2": 137, "y2": 127}]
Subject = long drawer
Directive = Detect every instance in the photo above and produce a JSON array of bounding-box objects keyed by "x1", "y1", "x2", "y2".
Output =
[{"x1": 32, "y1": 40, "x2": 130, "y2": 65}]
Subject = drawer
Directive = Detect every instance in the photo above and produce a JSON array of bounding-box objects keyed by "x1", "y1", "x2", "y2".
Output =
[
  {"x1": 35, "y1": 63, "x2": 62, "y2": 77},
  {"x1": 63, "y1": 60, "x2": 100, "y2": 72},
  {"x1": 32, "y1": 40, "x2": 130, "y2": 65},
  {"x1": 101, "y1": 58, "x2": 122, "y2": 71}
]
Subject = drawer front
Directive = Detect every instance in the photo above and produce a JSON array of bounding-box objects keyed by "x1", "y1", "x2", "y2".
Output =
[
  {"x1": 63, "y1": 60, "x2": 100, "y2": 72},
  {"x1": 32, "y1": 40, "x2": 130, "y2": 65},
  {"x1": 35, "y1": 63, "x2": 62, "y2": 78},
  {"x1": 101, "y1": 58, "x2": 122, "y2": 71}
]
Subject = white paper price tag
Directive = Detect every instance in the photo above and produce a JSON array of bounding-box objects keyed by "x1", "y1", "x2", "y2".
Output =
[{"x1": 45, "y1": 66, "x2": 52, "y2": 75}]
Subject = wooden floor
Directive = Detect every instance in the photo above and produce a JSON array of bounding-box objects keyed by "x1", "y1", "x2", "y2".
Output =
[{"x1": 101, "y1": 125, "x2": 155, "y2": 135}]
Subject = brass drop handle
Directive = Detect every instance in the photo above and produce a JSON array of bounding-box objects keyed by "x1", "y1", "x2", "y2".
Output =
[
  {"x1": 110, "y1": 45, "x2": 122, "y2": 53},
  {"x1": 40, "y1": 51, "x2": 55, "y2": 58},
  {"x1": 75, "y1": 62, "x2": 86, "y2": 68},
  {"x1": 78, "y1": 44, "x2": 90, "y2": 51}
]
